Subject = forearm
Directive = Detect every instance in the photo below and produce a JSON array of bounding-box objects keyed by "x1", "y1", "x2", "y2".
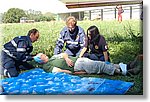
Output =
[
  {"x1": 61, "y1": 53, "x2": 74, "y2": 67},
  {"x1": 54, "y1": 46, "x2": 63, "y2": 55},
  {"x1": 103, "y1": 51, "x2": 109, "y2": 61},
  {"x1": 54, "y1": 37, "x2": 64, "y2": 55},
  {"x1": 52, "y1": 67, "x2": 72, "y2": 74},
  {"x1": 79, "y1": 47, "x2": 87, "y2": 57},
  {"x1": 61, "y1": 53, "x2": 69, "y2": 60}
]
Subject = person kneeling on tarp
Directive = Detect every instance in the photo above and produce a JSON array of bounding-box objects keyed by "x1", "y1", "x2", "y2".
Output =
[{"x1": 34, "y1": 53, "x2": 141, "y2": 76}]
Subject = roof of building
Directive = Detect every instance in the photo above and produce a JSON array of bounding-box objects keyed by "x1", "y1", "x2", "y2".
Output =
[{"x1": 60, "y1": 0, "x2": 142, "y2": 8}]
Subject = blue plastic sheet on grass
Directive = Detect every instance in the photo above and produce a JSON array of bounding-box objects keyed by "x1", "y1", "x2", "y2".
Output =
[{"x1": 0, "y1": 68, "x2": 134, "y2": 95}]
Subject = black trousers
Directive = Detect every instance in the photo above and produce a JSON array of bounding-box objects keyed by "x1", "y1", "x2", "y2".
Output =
[
  {"x1": 1, "y1": 51, "x2": 34, "y2": 77},
  {"x1": 83, "y1": 52, "x2": 110, "y2": 62}
]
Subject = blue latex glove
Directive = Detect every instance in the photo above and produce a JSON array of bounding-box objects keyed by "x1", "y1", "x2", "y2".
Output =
[
  {"x1": 33, "y1": 56, "x2": 44, "y2": 64},
  {"x1": 105, "y1": 61, "x2": 110, "y2": 64}
]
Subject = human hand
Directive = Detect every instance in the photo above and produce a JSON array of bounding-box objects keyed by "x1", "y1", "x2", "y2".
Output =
[{"x1": 65, "y1": 57, "x2": 74, "y2": 67}]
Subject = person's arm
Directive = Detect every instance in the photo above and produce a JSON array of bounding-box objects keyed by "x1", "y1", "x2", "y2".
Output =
[
  {"x1": 78, "y1": 27, "x2": 87, "y2": 49},
  {"x1": 79, "y1": 33, "x2": 88, "y2": 57},
  {"x1": 103, "y1": 51, "x2": 109, "y2": 61},
  {"x1": 100, "y1": 36, "x2": 109, "y2": 62},
  {"x1": 79, "y1": 47, "x2": 87, "y2": 58},
  {"x1": 54, "y1": 30, "x2": 65, "y2": 55},
  {"x1": 61, "y1": 53, "x2": 74, "y2": 67},
  {"x1": 52, "y1": 67, "x2": 72, "y2": 74}
]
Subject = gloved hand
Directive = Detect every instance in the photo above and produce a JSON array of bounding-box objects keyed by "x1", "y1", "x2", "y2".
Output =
[
  {"x1": 105, "y1": 61, "x2": 110, "y2": 64},
  {"x1": 33, "y1": 55, "x2": 44, "y2": 64}
]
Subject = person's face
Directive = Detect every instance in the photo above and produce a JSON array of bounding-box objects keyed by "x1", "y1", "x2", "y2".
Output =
[
  {"x1": 37, "y1": 53, "x2": 49, "y2": 63},
  {"x1": 30, "y1": 32, "x2": 39, "y2": 43},
  {"x1": 67, "y1": 19, "x2": 76, "y2": 32},
  {"x1": 87, "y1": 30, "x2": 91, "y2": 40}
]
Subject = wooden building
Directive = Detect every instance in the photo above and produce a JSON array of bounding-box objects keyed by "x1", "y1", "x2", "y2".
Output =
[{"x1": 56, "y1": 0, "x2": 143, "y2": 21}]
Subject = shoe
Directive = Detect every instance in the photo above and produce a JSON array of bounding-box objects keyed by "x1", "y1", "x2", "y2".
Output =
[
  {"x1": 127, "y1": 55, "x2": 143, "y2": 69},
  {"x1": 127, "y1": 67, "x2": 141, "y2": 75},
  {"x1": 119, "y1": 63, "x2": 127, "y2": 75}
]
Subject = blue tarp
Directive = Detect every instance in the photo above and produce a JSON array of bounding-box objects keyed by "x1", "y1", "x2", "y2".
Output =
[{"x1": 1, "y1": 68, "x2": 134, "y2": 95}]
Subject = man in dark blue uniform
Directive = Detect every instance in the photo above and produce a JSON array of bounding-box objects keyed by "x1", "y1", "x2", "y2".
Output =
[
  {"x1": 1, "y1": 28, "x2": 39, "y2": 78},
  {"x1": 54, "y1": 16, "x2": 86, "y2": 57}
]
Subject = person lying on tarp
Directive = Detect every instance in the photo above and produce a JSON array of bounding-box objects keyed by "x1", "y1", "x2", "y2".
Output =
[{"x1": 34, "y1": 53, "x2": 141, "y2": 76}]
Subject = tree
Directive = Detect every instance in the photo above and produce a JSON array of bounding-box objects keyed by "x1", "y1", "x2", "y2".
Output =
[
  {"x1": 3, "y1": 8, "x2": 26, "y2": 23},
  {"x1": 44, "y1": 12, "x2": 56, "y2": 21}
]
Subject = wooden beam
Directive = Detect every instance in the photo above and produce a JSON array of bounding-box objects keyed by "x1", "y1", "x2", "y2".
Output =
[{"x1": 66, "y1": 0, "x2": 142, "y2": 9}]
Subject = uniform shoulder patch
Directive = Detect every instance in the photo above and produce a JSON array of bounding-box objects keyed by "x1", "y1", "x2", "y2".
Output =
[
  {"x1": 95, "y1": 45, "x2": 99, "y2": 49},
  {"x1": 105, "y1": 45, "x2": 108, "y2": 50}
]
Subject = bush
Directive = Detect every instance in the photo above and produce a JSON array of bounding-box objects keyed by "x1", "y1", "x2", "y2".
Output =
[{"x1": 3, "y1": 8, "x2": 26, "y2": 23}]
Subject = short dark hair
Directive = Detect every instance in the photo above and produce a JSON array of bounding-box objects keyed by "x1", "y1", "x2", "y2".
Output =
[{"x1": 27, "y1": 28, "x2": 39, "y2": 36}]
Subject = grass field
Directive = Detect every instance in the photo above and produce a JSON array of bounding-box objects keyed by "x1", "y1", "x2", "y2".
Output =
[{"x1": 0, "y1": 20, "x2": 143, "y2": 94}]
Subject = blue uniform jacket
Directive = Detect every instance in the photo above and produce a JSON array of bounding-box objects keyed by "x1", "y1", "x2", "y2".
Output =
[
  {"x1": 2, "y1": 36, "x2": 33, "y2": 62},
  {"x1": 54, "y1": 26, "x2": 86, "y2": 55}
]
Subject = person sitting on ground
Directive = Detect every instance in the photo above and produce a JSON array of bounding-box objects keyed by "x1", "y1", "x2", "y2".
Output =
[
  {"x1": 54, "y1": 16, "x2": 86, "y2": 57},
  {"x1": 34, "y1": 53, "x2": 141, "y2": 76},
  {"x1": 79, "y1": 25, "x2": 110, "y2": 63}
]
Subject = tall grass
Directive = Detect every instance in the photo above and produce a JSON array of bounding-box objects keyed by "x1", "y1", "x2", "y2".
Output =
[
  {"x1": 0, "y1": 20, "x2": 143, "y2": 94},
  {"x1": 1, "y1": 20, "x2": 142, "y2": 61}
]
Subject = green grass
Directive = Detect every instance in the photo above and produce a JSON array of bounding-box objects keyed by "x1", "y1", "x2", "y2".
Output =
[{"x1": 0, "y1": 19, "x2": 143, "y2": 95}]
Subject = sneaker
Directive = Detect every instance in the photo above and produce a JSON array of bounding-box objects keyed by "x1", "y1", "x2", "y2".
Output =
[{"x1": 119, "y1": 63, "x2": 127, "y2": 75}]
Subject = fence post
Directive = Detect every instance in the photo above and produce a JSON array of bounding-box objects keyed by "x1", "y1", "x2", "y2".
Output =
[
  {"x1": 89, "y1": 10, "x2": 91, "y2": 20},
  {"x1": 79, "y1": 12, "x2": 81, "y2": 20},
  {"x1": 101, "y1": 9, "x2": 103, "y2": 21},
  {"x1": 130, "y1": 6, "x2": 132, "y2": 19},
  {"x1": 114, "y1": 8, "x2": 117, "y2": 20}
]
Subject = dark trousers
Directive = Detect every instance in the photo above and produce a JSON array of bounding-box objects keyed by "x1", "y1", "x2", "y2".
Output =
[
  {"x1": 65, "y1": 49, "x2": 81, "y2": 57},
  {"x1": 1, "y1": 51, "x2": 34, "y2": 77},
  {"x1": 83, "y1": 53, "x2": 110, "y2": 62}
]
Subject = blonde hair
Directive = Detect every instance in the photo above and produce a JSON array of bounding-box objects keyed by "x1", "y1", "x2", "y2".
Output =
[{"x1": 66, "y1": 16, "x2": 77, "y2": 26}]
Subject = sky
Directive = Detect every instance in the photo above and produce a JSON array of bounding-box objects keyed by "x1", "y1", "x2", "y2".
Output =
[{"x1": 0, "y1": 0, "x2": 68, "y2": 14}]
